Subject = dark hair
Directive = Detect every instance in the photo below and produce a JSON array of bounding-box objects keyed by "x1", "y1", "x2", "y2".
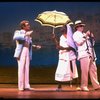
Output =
[{"x1": 61, "y1": 25, "x2": 67, "y2": 34}]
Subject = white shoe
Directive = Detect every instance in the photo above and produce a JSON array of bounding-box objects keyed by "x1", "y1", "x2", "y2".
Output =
[
  {"x1": 25, "y1": 88, "x2": 34, "y2": 91},
  {"x1": 81, "y1": 87, "x2": 89, "y2": 92},
  {"x1": 94, "y1": 86, "x2": 100, "y2": 91},
  {"x1": 19, "y1": 88, "x2": 24, "y2": 91},
  {"x1": 76, "y1": 87, "x2": 81, "y2": 91}
]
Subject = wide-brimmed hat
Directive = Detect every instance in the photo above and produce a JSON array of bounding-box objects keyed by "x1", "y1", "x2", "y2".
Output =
[{"x1": 74, "y1": 20, "x2": 85, "y2": 28}]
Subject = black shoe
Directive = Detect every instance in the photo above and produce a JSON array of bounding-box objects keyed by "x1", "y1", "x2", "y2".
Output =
[{"x1": 56, "y1": 87, "x2": 62, "y2": 92}]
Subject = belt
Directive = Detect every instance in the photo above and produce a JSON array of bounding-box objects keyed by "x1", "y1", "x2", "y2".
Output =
[
  {"x1": 59, "y1": 59, "x2": 67, "y2": 62},
  {"x1": 24, "y1": 42, "x2": 29, "y2": 48}
]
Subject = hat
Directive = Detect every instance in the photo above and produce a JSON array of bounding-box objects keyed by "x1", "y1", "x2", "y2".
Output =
[{"x1": 75, "y1": 20, "x2": 85, "y2": 28}]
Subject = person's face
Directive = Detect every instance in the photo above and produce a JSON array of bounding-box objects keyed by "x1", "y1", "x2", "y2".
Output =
[
  {"x1": 24, "y1": 22, "x2": 31, "y2": 31},
  {"x1": 77, "y1": 25, "x2": 84, "y2": 32}
]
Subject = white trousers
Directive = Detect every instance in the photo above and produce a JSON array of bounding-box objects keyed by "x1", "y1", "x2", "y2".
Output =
[
  {"x1": 70, "y1": 59, "x2": 78, "y2": 79},
  {"x1": 80, "y1": 56, "x2": 99, "y2": 89},
  {"x1": 18, "y1": 47, "x2": 30, "y2": 89}
]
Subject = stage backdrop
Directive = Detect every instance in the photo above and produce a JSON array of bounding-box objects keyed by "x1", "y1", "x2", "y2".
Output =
[{"x1": 0, "y1": 2, "x2": 100, "y2": 67}]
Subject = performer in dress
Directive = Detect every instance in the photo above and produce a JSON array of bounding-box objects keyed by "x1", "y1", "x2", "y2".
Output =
[{"x1": 53, "y1": 25, "x2": 75, "y2": 91}]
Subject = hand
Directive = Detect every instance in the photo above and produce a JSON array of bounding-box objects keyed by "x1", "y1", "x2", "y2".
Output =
[
  {"x1": 32, "y1": 45, "x2": 41, "y2": 49},
  {"x1": 26, "y1": 30, "x2": 33, "y2": 36},
  {"x1": 90, "y1": 32, "x2": 94, "y2": 38},
  {"x1": 85, "y1": 30, "x2": 91, "y2": 36},
  {"x1": 52, "y1": 33, "x2": 56, "y2": 39},
  {"x1": 36, "y1": 45, "x2": 41, "y2": 49}
]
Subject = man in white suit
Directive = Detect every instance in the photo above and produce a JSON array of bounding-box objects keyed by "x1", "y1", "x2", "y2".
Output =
[
  {"x1": 73, "y1": 20, "x2": 100, "y2": 91},
  {"x1": 13, "y1": 20, "x2": 41, "y2": 91}
]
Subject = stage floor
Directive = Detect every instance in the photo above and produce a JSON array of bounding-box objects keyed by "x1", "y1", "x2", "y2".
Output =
[{"x1": 0, "y1": 84, "x2": 100, "y2": 99}]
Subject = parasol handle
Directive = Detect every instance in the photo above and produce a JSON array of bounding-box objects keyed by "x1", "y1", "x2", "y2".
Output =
[
  {"x1": 52, "y1": 27, "x2": 55, "y2": 34},
  {"x1": 52, "y1": 27, "x2": 56, "y2": 38}
]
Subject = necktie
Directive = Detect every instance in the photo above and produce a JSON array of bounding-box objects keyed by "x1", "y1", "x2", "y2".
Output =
[{"x1": 85, "y1": 36, "x2": 95, "y2": 61}]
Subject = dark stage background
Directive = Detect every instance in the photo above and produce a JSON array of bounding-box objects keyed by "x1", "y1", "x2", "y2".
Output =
[{"x1": 0, "y1": 43, "x2": 100, "y2": 67}]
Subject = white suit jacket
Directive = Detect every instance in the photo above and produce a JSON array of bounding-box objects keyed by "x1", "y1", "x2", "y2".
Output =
[{"x1": 13, "y1": 30, "x2": 32, "y2": 60}]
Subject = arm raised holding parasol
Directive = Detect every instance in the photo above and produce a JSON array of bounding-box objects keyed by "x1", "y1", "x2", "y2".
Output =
[{"x1": 52, "y1": 26, "x2": 76, "y2": 52}]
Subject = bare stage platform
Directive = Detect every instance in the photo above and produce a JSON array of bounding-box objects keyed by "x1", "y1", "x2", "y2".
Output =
[{"x1": 0, "y1": 84, "x2": 99, "y2": 99}]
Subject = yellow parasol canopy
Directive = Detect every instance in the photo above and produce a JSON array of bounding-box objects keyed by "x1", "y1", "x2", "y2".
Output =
[{"x1": 35, "y1": 10, "x2": 71, "y2": 34}]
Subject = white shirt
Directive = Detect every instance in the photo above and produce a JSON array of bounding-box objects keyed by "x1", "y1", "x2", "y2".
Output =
[
  {"x1": 73, "y1": 30, "x2": 90, "y2": 59},
  {"x1": 59, "y1": 35, "x2": 69, "y2": 61}
]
